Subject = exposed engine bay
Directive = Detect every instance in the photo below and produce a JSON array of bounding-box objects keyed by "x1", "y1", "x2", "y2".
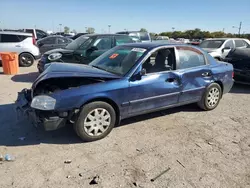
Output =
[{"x1": 32, "y1": 77, "x2": 113, "y2": 96}]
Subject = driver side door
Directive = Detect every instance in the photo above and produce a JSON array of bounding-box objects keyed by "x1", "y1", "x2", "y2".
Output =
[{"x1": 128, "y1": 47, "x2": 181, "y2": 115}]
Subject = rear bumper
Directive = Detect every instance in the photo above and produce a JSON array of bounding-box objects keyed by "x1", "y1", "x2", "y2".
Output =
[{"x1": 15, "y1": 89, "x2": 67, "y2": 131}]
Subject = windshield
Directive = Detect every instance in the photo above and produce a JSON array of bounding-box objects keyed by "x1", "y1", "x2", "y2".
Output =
[
  {"x1": 199, "y1": 40, "x2": 225, "y2": 48},
  {"x1": 65, "y1": 36, "x2": 90, "y2": 50},
  {"x1": 89, "y1": 46, "x2": 146, "y2": 76}
]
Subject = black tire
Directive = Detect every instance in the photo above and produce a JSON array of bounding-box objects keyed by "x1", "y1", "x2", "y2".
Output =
[
  {"x1": 198, "y1": 83, "x2": 222, "y2": 111},
  {"x1": 74, "y1": 101, "x2": 116, "y2": 142},
  {"x1": 19, "y1": 53, "x2": 35, "y2": 67}
]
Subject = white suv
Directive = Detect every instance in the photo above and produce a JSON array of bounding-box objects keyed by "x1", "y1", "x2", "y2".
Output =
[
  {"x1": 0, "y1": 31, "x2": 41, "y2": 67},
  {"x1": 199, "y1": 38, "x2": 250, "y2": 61}
]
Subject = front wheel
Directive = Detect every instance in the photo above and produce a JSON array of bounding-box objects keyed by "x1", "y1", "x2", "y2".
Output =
[
  {"x1": 74, "y1": 101, "x2": 116, "y2": 142},
  {"x1": 198, "y1": 83, "x2": 222, "y2": 111}
]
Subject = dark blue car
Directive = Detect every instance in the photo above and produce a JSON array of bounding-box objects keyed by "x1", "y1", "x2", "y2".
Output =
[{"x1": 16, "y1": 43, "x2": 234, "y2": 142}]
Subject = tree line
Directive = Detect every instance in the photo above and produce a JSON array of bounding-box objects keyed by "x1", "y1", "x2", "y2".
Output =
[
  {"x1": 147, "y1": 28, "x2": 250, "y2": 39},
  {"x1": 64, "y1": 27, "x2": 250, "y2": 39}
]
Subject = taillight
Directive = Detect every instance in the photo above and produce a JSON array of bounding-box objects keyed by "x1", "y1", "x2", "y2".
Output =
[
  {"x1": 32, "y1": 35, "x2": 36, "y2": 45},
  {"x1": 232, "y1": 71, "x2": 234, "y2": 78}
]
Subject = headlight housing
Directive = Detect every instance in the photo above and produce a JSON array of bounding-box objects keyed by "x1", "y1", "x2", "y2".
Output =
[
  {"x1": 48, "y1": 52, "x2": 62, "y2": 61},
  {"x1": 31, "y1": 95, "x2": 56, "y2": 110}
]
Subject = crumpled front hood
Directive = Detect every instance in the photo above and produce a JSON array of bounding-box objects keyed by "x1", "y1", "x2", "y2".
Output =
[
  {"x1": 33, "y1": 63, "x2": 121, "y2": 88},
  {"x1": 44, "y1": 48, "x2": 74, "y2": 55}
]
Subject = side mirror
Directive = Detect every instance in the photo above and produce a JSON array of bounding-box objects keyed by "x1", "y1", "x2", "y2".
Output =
[
  {"x1": 140, "y1": 68, "x2": 146, "y2": 76},
  {"x1": 130, "y1": 68, "x2": 146, "y2": 81}
]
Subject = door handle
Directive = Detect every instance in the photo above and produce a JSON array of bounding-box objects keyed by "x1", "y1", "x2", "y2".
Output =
[
  {"x1": 15, "y1": 45, "x2": 21, "y2": 47},
  {"x1": 202, "y1": 72, "x2": 211, "y2": 77},
  {"x1": 166, "y1": 78, "x2": 176, "y2": 83}
]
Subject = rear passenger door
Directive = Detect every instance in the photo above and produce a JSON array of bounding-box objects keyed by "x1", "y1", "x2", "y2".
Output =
[{"x1": 176, "y1": 46, "x2": 212, "y2": 103}]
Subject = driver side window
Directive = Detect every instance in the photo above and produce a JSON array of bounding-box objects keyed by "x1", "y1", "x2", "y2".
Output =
[
  {"x1": 142, "y1": 48, "x2": 176, "y2": 74},
  {"x1": 92, "y1": 37, "x2": 112, "y2": 50}
]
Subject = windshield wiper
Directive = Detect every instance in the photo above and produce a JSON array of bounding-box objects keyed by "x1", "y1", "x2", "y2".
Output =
[{"x1": 91, "y1": 65, "x2": 108, "y2": 72}]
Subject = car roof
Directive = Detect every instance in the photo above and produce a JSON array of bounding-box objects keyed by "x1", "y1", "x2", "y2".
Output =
[
  {"x1": 116, "y1": 31, "x2": 148, "y2": 33},
  {"x1": 0, "y1": 31, "x2": 32, "y2": 36},
  {"x1": 121, "y1": 42, "x2": 196, "y2": 50},
  {"x1": 205, "y1": 38, "x2": 249, "y2": 40},
  {"x1": 83, "y1": 34, "x2": 132, "y2": 37}
]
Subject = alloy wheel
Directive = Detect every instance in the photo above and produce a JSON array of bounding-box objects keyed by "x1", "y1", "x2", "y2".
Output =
[{"x1": 207, "y1": 87, "x2": 220, "y2": 107}]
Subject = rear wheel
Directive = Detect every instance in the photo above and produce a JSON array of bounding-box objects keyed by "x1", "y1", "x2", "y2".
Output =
[
  {"x1": 74, "y1": 101, "x2": 116, "y2": 142},
  {"x1": 19, "y1": 53, "x2": 34, "y2": 67},
  {"x1": 198, "y1": 83, "x2": 222, "y2": 111}
]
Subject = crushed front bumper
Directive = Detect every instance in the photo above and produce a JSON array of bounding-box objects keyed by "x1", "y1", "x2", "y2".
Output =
[{"x1": 15, "y1": 89, "x2": 67, "y2": 131}]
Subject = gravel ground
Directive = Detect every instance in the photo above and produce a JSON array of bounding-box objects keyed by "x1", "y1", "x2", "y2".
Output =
[{"x1": 0, "y1": 62, "x2": 250, "y2": 188}]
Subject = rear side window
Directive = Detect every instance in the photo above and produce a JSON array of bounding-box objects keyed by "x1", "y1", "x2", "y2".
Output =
[
  {"x1": 115, "y1": 36, "x2": 133, "y2": 45},
  {"x1": 234, "y1": 40, "x2": 248, "y2": 48},
  {"x1": 42, "y1": 37, "x2": 56, "y2": 44},
  {"x1": 177, "y1": 46, "x2": 206, "y2": 69},
  {"x1": 0, "y1": 34, "x2": 27, "y2": 42},
  {"x1": 58, "y1": 37, "x2": 69, "y2": 44}
]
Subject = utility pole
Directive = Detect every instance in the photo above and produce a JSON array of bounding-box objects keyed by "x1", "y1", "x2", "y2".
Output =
[
  {"x1": 108, "y1": 25, "x2": 111, "y2": 33},
  {"x1": 238, "y1": 21, "x2": 242, "y2": 36}
]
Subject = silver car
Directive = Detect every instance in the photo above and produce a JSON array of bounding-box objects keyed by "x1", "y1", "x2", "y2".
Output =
[
  {"x1": 0, "y1": 31, "x2": 40, "y2": 67},
  {"x1": 199, "y1": 38, "x2": 250, "y2": 61}
]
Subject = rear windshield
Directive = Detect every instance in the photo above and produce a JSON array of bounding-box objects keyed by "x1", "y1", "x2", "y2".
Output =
[{"x1": 199, "y1": 40, "x2": 225, "y2": 48}]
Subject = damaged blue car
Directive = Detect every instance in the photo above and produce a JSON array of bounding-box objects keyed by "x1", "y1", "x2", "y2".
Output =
[{"x1": 16, "y1": 43, "x2": 234, "y2": 142}]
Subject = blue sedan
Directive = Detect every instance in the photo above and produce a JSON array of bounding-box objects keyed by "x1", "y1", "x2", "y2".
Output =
[{"x1": 16, "y1": 43, "x2": 234, "y2": 142}]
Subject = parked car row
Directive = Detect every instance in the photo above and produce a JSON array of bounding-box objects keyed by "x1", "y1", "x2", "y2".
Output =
[
  {"x1": 37, "y1": 34, "x2": 138, "y2": 72},
  {"x1": 199, "y1": 38, "x2": 250, "y2": 60}
]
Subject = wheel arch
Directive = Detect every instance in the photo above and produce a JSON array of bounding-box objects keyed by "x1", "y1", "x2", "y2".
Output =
[
  {"x1": 82, "y1": 97, "x2": 121, "y2": 125},
  {"x1": 210, "y1": 80, "x2": 223, "y2": 98}
]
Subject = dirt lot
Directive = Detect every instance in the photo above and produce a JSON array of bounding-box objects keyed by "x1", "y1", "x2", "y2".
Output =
[{"x1": 0, "y1": 62, "x2": 250, "y2": 188}]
